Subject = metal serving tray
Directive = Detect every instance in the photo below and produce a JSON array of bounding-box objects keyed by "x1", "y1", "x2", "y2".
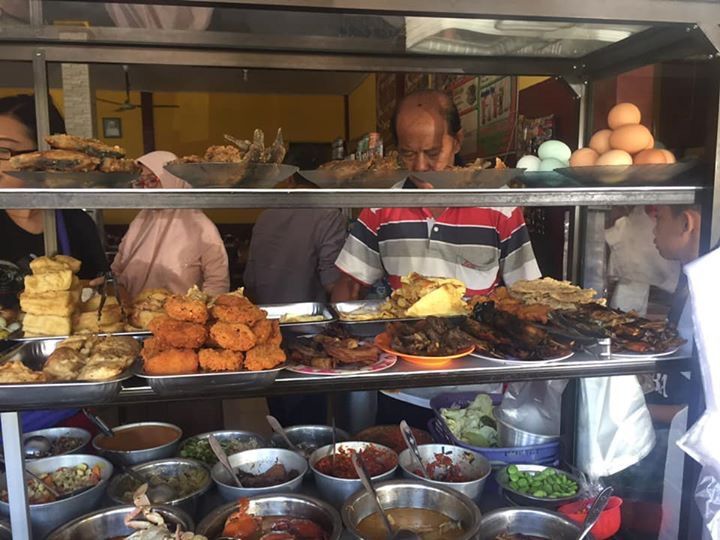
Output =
[
  {"x1": 7, "y1": 171, "x2": 137, "y2": 189},
  {"x1": 7, "y1": 329, "x2": 151, "y2": 343},
  {"x1": 261, "y1": 302, "x2": 335, "y2": 334},
  {"x1": 331, "y1": 299, "x2": 404, "y2": 337},
  {"x1": 166, "y1": 162, "x2": 298, "y2": 188},
  {"x1": 0, "y1": 339, "x2": 135, "y2": 408},
  {"x1": 412, "y1": 167, "x2": 522, "y2": 189},
  {"x1": 135, "y1": 366, "x2": 283, "y2": 397},
  {"x1": 299, "y1": 169, "x2": 409, "y2": 188}
]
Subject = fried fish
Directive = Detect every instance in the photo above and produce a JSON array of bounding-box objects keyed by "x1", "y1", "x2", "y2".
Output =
[
  {"x1": 9, "y1": 150, "x2": 100, "y2": 172},
  {"x1": 46, "y1": 134, "x2": 125, "y2": 158}
]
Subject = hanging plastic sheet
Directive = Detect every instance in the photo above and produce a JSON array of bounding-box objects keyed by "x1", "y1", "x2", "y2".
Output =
[
  {"x1": 678, "y1": 247, "x2": 720, "y2": 539},
  {"x1": 498, "y1": 379, "x2": 567, "y2": 436}
]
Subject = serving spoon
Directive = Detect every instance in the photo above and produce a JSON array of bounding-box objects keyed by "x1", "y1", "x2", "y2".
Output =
[
  {"x1": 208, "y1": 434, "x2": 243, "y2": 487},
  {"x1": 23, "y1": 436, "x2": 52, "y2": 459},
  {"x1": 400, "y1": 420, "x2": 427, "y2": 479},
  {"x1": 266, "y1": 415, "x2": 309, "y2": 458},
  {"x1": 577, "y1": 486, "x2": 613, "y2": 540}
]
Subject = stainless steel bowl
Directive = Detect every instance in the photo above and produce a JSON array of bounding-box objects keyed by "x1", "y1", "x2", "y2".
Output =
[
  {"x1": 197, "y1": 494, "x2": 342, "y2": 540},
  {"x1": 178, "y1": 430, "x2": 267, "y2": 465},
  {"x1": 309, "y1": 442, "x2": 398, "y2": 508},
  {"x1": 46, "y1": 504, "x2": 194, "y2": 540},
  {"x1": 342, "y1": 479, "x2": 482, "y2": 540},
  {"x1": 476, "y1": 507, "x2": 592, "y2": 540},
  {"x1": 23, "y1": 427, "x2": 91, "y2": 459},
  {"x1": 92, "y1": 421, "x2": 182, "y2": 466},
  {"x1": 271, "y1": 425, "x2": 350, "y2": 455},
  {"x1": 107, "y1": 458, "x2": 211, "y2": 518},
  {"x1": 496, "y1": 464, "x2": 582, "y2": 509},
  {"x1": 0, "y1": 454, "x2": 113, "y2": 539},
  {"x1": 495, "y1": 409, "x2": 560, "y2": 447},
  {"x1": 211, "y1": 447, "x2": 307, "y2": 502},
  {"x1": 398, "y1": 443, "x2": 491, "y2": 502}
]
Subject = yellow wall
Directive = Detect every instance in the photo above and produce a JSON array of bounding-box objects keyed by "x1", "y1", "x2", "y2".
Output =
[
  {"x1": 348, "y1": 74, "x2": 377, "y2": 141},
  {"x1": 518, "y1": 76, "x2": 550, "y2": 92}
]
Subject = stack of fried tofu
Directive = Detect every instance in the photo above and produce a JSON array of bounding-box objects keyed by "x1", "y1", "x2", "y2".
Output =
[
  {"x1": 74, "y1": 294, "x2": 124, "y2": 334},
  {"x1": 19, "y1": 255, "x2": 82, "y2": 336}
]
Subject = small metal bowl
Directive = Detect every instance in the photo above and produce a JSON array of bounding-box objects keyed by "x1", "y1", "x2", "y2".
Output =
[
  {"x1": 23, "y1": 427, "x2": 91, "y2": 459},
  {"x1": 46, "y1": 504, "x2": 194, "y2": 540},
  {"x1": 495, "y1": 409, "x2": 560, "y2": 447},
  {"x1": 197, "y1": 494, "x2": 342, "y2": 540},
  {"x1": 309, "y1": 442, "x2": 398, "y2": 508},
  {"x1": 476, "y1": 507, "x2": 593, "y2": 540},
  {"x1": 270, "y1": 425, "x2": 350, "y2": 455},
  {"x1": 211, "y1": 447, "x2": 307, "y2": 502},
  {"x1": 342, "y1": 479, "x2": 482, "y2": 540},
  {"x1": 0, "y1": 454, "x2": 113, "y2": 539},
  {"x1": 398, "y1": 443, "x2": 491, "y2": 502},
  {"x1": 107, "y1": 458, "x2": 211, "y2": 518},
  {"x1": 496, "y1": 464, "x2": 582, "y2": 509},
  {"x1": 178, "y1": 430, "x2": 267, "y2": 465},
  {"x1": 92, "y1": 421, "x2": 182, "y2": 466}
]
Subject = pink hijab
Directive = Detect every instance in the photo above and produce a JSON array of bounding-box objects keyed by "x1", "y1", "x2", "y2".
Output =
[{"x1": 112, "y1": 151, "x2": 229, "y2": 300}]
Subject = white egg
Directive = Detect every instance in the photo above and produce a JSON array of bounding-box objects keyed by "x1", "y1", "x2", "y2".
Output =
[
  {"x1": 538, "y1": 140, "x2": 572, "y2": 163},
  {"x1": 517, "y1": 155, "x2": 542, "y2": 172},
  {"x1": 538, "y1": 158, "x2": 566, "y2": 171}
]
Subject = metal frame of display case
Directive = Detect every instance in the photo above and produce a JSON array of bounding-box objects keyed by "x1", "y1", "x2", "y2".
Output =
[{"x1": 0, "y1": 1, "x2": 719, "y2": 538}]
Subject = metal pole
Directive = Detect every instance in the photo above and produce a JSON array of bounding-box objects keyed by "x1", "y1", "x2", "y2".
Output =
[
  {"x1": 1, "y1": 413, "x2": 31, "y2": 540},
  {"x1": 28, "y1": 0, "x2": 42, "y2": 28}
]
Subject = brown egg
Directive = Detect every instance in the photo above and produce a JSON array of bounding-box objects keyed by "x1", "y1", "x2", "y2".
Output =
[
  {"x1": 645, "y1": 134, "x2": 655, "y2": 150},
  {"x1": 659, "y1": 149, "x2": 676, "y2": 164},
  {"x1": 596, "y1": 149, "x2": 633, "y2": 167},
  {"x1": 608, "y1": 103, "x2": 642, "y2": 129},
  {"x1": 569, "y1": 148, "x2": 599, "y2": 167},
  {"x1": 609, "y1": 124, "x2": 653, "y2": 155},
  {"x1": 634, "y1": 149, "x2": 668, "y2": 165},
  {"x1": 589, "y1": 129, "x2": 613, "y2": 155}
]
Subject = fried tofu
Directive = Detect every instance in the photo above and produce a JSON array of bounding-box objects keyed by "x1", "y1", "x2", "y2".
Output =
[
  {"x1": 30, "y1": 255, "x2": 82, "y2": 275},
  {"x1": 73, "y1": 305, "x2": 123, "y2": 332},
  {"x1": 19, "y1": 287, "x2": 81, "y2": 317},
  {"x1": 22, "y1": 314, "x2": 72, "y2": 336},
  {"x1": 24, "y1": 270, "x2": 74, "y2": 293},
  {"x1": 81, "y1": 294, "x2": 119, "y2": 313}
]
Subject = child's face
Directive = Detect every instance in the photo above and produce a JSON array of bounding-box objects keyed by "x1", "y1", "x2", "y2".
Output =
[{"x1": 653, "y1": 206, "x2": 690, "y2": 261}]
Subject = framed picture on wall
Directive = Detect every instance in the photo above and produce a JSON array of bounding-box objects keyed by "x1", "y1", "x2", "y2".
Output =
[{"x1": 103, "y1": 117, "x2": 122, "y2": 138}]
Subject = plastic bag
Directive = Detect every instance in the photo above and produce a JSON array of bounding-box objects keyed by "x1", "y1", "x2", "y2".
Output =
[
  {"x1": 677, "y1": 248, "x2": 720, "y2": 539},
  {"x1": 498, "y1": 380, "x2": 568, "y2": 436},
  {"x1": 576, "y1": 376, "x2": 656, "y2": 479}
]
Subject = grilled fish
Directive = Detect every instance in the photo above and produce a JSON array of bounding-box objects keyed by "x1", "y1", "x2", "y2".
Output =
[{"x1": 46, "y1": 134, "x2": 125, "y2": 158}]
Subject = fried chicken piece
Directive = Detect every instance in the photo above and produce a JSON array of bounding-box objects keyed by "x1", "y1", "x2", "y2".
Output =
[
  {"x1": 141, "y1": 336, "x2": 170, "y2": 362},
  {"x1": 211, "y1": 300, "x2": 266, "y2": 325},
  {"x1": 267, "y1": 319, "x2": 282, "y2": 347},
  {"x1": 198, "y1": 348, "x2": 244, "y2": 372},
  {"x1": 143, "y1": 348, "x2": 199, "y2": 375},
  {"x1": 164, "y1": 295, "x2": 209, "y2": 324},
  {"x1": 100, "y1": 157, "x2": 139, "y2": 173},
  {"x1": 149, "y1": 317, "x2": 207, "y2": 349},
  {"x1": 9, "y1": 150, "x2": 100, "y2": 172},
  {"x1": 46, "y1": 134, "x2": 125, "y2": 158},
  {"x1": 251, "y1": 318, "x2": 273, "y2": 344},
  {"x1": 245, "y1": 344, "x2": 286, "y2": 371},
  {"x1": 204, "y1": 145, "x2": 244, "y2": 163},
  {"x1": 209, "y1": 322, "x2": 256, "y2": 352},
  {"x1": 43, "y1": 348, "x2": 84, "y2": 380}
]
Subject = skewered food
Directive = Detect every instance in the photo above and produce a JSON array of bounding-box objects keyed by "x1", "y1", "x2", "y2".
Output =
[
  {"x1": 386, "y1": 317, "x2": 473, "y2": 357},
  {"x1": 286, "y1": 324, "x2": 380, "y2": 369},
  {"x1": 45, "y1": 134, "x2": 125, "y2": 158},
  {"x1": 222, "y1": 498, "x2": 328, "y2": 540}
]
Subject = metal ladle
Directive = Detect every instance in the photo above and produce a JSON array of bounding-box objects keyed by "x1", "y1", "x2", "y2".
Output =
[
  {"x1": 266, "y1": 415, "x2": 308, "y2": 458},
  {"x1": 577, "y1": 486, "x2": 614, "y2": 540},
  {"x1": 208, "y1": 434, "x2": 243, "y2": 487},
  {"x1": 351, "y1": 452, "x2": 419, "y2": 540},
  {"x1": 23, "y1": 436, "x2": 52, "y2": 459},
  {"x1": 399, "y1": 420, "x2": 427, "y2": 479}
]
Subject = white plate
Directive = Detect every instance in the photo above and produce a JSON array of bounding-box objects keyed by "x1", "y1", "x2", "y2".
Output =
[
  {"x1": 470, "y1": 351, "x2": 574, "y2": 365},
  {"x1": 285, "y1": 352, "x2": 397, "y2": 376},
  {"x1": 611, "y1": 346, "x2": 680, "y2": 359}
]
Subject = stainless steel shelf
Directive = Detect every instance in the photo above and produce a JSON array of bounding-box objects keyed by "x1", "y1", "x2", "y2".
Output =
[
  {"x1": 0, "y1": 351, "x2": 691, "y2": 411},
  {"x1": 0, "y1": 186, "x2": 703, "y2": 209}
]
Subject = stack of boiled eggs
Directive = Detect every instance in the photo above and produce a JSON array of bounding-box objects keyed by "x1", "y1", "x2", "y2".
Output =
[
  {"x1": 517, "y1": 140, "x2": 573, "y2": 172},
  {"x1": 570, "y1": 103, "x2": 676, "y2": 167}
]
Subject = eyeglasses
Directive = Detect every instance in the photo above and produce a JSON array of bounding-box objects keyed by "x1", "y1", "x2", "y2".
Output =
[{"x1": 0, "y1": 148, "x2": 36, "y2": 161}]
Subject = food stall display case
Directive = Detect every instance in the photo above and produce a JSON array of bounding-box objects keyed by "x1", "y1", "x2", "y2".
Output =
[{"x1": 0, "y1": 1, "x2": 719, "y2": 538}]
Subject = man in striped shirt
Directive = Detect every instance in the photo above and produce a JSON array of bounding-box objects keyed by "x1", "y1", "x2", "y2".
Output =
[{"x1": 333, "y1": 90, "x2": 540, "y2": 301}]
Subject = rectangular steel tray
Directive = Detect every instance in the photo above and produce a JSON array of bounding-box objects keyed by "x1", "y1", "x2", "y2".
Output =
[
  {"x1": 261, "y1": 302, "x2": 335, "y2": 334},
  {"x1": 0, "y1": 339, "x2": 136, "y2": 408},
  {"x1": 7, "y1": 329, "x2": 151, "y2": 343},
  {"x1": 135, "y1": 366, "x2": 283, "y2": 397},
  {"x1": 330, "y1": 299, "x2": 412, "y2": 337}
]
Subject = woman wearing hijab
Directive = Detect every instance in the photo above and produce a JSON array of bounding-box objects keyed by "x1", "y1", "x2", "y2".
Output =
[{"x1": 112, "y1": 150, "x2": 230, "y2": 301}]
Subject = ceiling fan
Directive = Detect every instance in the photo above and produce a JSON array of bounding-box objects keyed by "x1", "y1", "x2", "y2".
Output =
[{"x1": 96, "y1": 65, "x2": 180, "y2": 113}]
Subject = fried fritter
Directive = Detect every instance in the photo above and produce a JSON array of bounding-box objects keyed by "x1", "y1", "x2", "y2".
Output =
[
  {"x1": 0, "y1": 360, "x2": 47, "y2": 383},
  {"x1": 9, "y1": 149, "x2": 100, "y2": 172},
  {"x1": 46, "y1": 134, "x2": 125, "y2": 158},
  {"x1": 141, "y1": 336, "x2": 170, "y2": 362},
  {"x1": 77, "y1": 358, "x2": 129, "y2": 381},
  {"x1": 143, "y1": 348, "x2": 199, "y2": 375},
  {"x1": 43, "y1": 348, "x2": 84, "y2": 380},
  {"x1": 100, "y1": 157, "x2": 139, "y2": 173},
  {"x1": 211, "y1": 299, "x2": 266, "y2": 325},
  {"x1": 244, "y1": 344, "x2": 286, "y2": 371},
  {"x1": 164, "y1": 295, "x2": 209, "y2": 324},
  {"x1": 267, "y1": 319, "x2": 282, "y2": 347},
  {"x1": 198, "y1": 348, "x2": 244, "y2": 372},
  {"x1": 209, "y1": 322, "x2": 256, "y2": 352},
  {"x1": 91, "y1": 336, "x2": 141, "y2": 358},
  {"x1": 148, "y1": 317, "x2": 207, "y2": 349},
  {"x1": 251, "y1": 318, "x2": 273, "y2": 344}
]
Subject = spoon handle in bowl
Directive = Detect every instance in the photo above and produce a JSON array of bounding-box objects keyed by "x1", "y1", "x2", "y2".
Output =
[
  {"x1": 208, "y1": 435, "x2": 243, "y2": 488},
  {"x1": 351, "y1": 452, "x2": 394, "y2": 540},
  {"x1": 266, "y1": 415, "x2": 300, "y2": 453},
  {"x1": 578, "y1": 486, "x2": 613, "y2": 540},
  {"x1": 400, "y1": 420, "x2": 427, "y2": 479}
]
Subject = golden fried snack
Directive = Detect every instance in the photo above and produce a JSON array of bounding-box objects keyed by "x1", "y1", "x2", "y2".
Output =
[
  {"x1": 143, "y1": 348, "x2": 199, "y2": 375},
  {"x1": 0, "y1": 360, "x2": 47, "y2": 383},
  {"x1": 164, "y1": 295, "x2": 209, "y2": 324},
  {"x1": 92, "y1": 336, "x2": 141, "y2": 358},
  {"x1": 133, "y1": 288, "x2": 172, "y2": 305},
  {"x1": 267, "y1": 320, "x2": 282, "y2": 347},
  {"x1": 81, "y1": 294, "x2": 119, "y2": 313},
  {"x1": 211, "y1": 300, "x2": 266, "y2": 325},
  {"x1": 43, "y1": 348, "x2": 84, "y2": 380},
  {"x1": 19, "y1": 288, "x2": 81, "y2": 317},
  {"x1": 77, "y1": 359, "x2": 129, "y2": 381},
  {"x1": 209, "y1": 322, "x2": 257, "y2": 352},
  {"x1": 245, "y1": 344, "x2": 286, "y2": 371},
  {"x1": 141, "y1": 337, "x2": 170, "y2": 362},
  {"x1": 22, "y1": 314, "x2": 72, "y2": 336},
  {"x1": 198, "y1": 348, "x2": 244, "y2": 372},
  {"x1": 56, "y1": 335, "x2": 88, "y2": 352},
  {"x1": 130, "y1": 309, "x2": 164, "y2": 330},
  {"x1": 251, "y1": 318, "x2": 273, "y2": 344},
  {"x1": 149, "y1": 317, "x2": 207, "y2": 349},
  {"x1": 24, "y1": 270, "x2": 74, "y2": 294},
  {"x1": 30, "y1": 255, "x2": 82, "y2": 274},
  {"x1": 73, "y1": 305, "x2": 123, "y2": 333}
]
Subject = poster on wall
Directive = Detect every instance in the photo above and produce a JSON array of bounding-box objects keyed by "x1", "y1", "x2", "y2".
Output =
[
  {"x1": 449, "y1": 76, "x2": 479, "y2": 160},
  {"x1": 477, "y1": 76, "x2": 518, "y2": 158},
  {"x1": 376, "y1": 73, "x2": 399, "y2": 150},
  {"x1": 404, "y1": 73, "x2": 429, "y2": 95}
]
